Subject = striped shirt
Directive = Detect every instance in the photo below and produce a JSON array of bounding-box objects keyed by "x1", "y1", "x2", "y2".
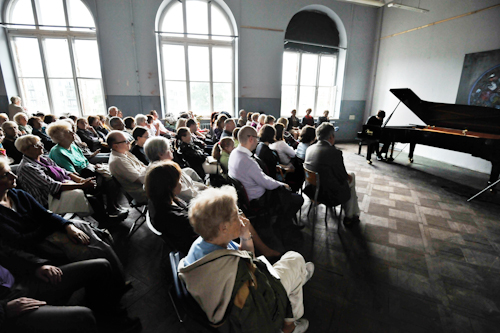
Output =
[{"x1": 17, "y1": 155, "x2": 70, "y2": 207}]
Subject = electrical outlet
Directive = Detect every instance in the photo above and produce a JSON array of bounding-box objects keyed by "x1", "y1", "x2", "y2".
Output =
[{"x1": 349, "y1": 115, "x2": 355, "y2": 120}]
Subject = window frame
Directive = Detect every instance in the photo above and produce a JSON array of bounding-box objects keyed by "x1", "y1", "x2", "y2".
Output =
[
  {"x1": 157, "y1": 0, "x2": 236, "y2": 117},
  {"x1": 5, "y1": 0, "x2": 106, "y2": 116},
  {"x1": 281, "y1": 50, "x2": 339, "y2": 118}
]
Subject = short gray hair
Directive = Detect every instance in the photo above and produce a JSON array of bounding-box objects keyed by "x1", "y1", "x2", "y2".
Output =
[
  {"x1": 316, "y1": 122, "x2": 335, "y2": 142},
  {"x1": 47, "y1": 121, "x2": 72, "y2": 144},
  {"x1": 10, "y1": 96, "x2": 20, "y2": 104},
  {"x1": 2, "y1": 121, "x2": 17, "y2": 131},
  {"x1": 135, "y1": 114, "x2": 147, "y2": 126},
  {"x1": 144, "y1": 136, "x2": 170, "y2": 162},
  {"x1": 14, "y1": 134, "x2": 39, "y2": 153},
  {"x1": 13, "y1": 112, "x2": 27, "y2": 123},
  {"x1": 188, "y1": 186, "x2": 238, "y2": 241}
]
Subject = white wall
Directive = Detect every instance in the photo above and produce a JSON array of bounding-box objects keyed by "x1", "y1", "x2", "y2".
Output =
[{"x1": 370, "y1": 0, "x2": 500, "y2": 174}]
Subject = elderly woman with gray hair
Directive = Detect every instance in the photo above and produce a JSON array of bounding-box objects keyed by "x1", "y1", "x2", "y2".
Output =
[
  {"x1": 179, "y1": 186, "x2": 313, "y2": 333},
  {"x1": 144, "y1": 136, "x2": 206, "y2": 203},
  {"x1": 15, "y1": 135, "x2": 96, "y2": 215},
  {"x1": 46, "y1": 121, "x2": 126, "y2": 219}
]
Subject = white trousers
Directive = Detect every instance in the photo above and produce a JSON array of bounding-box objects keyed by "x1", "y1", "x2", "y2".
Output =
[
  {"x1": 344, "y1": 172, "x2": 360, "y2": 218},
  {"x1": 273, "y1": 251, "x2": 307, "y2": 322}
]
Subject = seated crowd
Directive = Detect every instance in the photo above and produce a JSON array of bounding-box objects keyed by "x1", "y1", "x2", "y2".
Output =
[{"x1": 0, "y1": 103, "x2": 358, "y2": 333}]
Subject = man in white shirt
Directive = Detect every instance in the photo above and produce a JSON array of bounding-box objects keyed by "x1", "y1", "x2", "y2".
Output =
[
  {"x1": 228, "y1": 126, "x2": 304, "y2": 229},
  {"x1": 107, "y1": 131, "x2": 147, "y2": 203}
]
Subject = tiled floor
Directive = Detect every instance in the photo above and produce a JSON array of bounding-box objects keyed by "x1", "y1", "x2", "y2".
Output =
[{"x1": 110, "y1": 143, "x2": 500, "y2": 333}]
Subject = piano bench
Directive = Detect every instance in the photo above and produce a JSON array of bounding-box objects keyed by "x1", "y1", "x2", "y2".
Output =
[{"x1": 355, "y1": 136, "x2": 370, "y2": 156}]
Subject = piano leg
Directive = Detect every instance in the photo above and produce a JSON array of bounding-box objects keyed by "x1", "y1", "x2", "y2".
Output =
[{"x1": 408, "y1": 143, "x2": 416, "y2": 163}]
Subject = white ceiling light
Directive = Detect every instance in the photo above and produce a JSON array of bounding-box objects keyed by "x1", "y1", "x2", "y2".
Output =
[
  {"x1": 338, "y1": 0, "x2": 386, "y2": 7},
  {"x1": 386, "y1": 1, "x2": 429, "y2": 13}
]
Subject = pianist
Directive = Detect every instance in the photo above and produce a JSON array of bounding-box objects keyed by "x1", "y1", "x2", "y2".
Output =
[{"x1": 365, "y1": 110, "x2": 390, "y2": 163}]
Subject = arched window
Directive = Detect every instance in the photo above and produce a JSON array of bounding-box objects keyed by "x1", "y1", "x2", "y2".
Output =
[
  {"x1": 5, "y1": 0, "x2": 105, "y2": 116},
  {"x1": 281, "y1": 9, "x2": 345, "y2": 119},
  {"x1": 157, "y1": 0, "x2": 236, "y2": 117}
]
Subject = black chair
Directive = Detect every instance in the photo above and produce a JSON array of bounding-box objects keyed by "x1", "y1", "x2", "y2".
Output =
[
  {"x1": 302, "y1": 165, "x2": 343, "y2": 234},
  {"x1": 227, "y1": 176, "x2": 272, "y2": 223},
  {"x1": 169, "y1": 252, "x2": 219, "y2": 332},
  {"x1": 112, "y1": 177, "x2": 148, "y2": 237}
]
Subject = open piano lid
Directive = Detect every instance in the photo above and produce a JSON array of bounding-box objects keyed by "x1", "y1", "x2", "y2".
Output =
[{"x1": 390, "y1": 88, "x2": 500, "y2": 135}]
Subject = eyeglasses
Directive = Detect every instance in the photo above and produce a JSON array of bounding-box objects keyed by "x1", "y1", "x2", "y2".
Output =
[
  {"x1": 33, "y1": 142, "x2": 44, "y2": 148},
  {"x1": 0, "y1": 170, "x2": 14, "y2": 179},
  {"x1": 114, "y1": 140, "x2": 128, "y2": 145}
]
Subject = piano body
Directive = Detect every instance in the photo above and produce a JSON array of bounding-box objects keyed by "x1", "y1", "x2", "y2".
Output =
[{"x1": 358, "y1": 88, "x2": 500, "y2": 186}]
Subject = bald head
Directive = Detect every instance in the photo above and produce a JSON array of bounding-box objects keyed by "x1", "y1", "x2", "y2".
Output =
[{"x1": 107, "y1": 130, "x2": 128, "y2": 153}]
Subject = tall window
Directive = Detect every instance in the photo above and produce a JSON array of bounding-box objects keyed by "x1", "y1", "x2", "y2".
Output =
[
  {"x1": 281, "y1": 10, "x2": 342, "y2": 118},
  {"x1": 6, "y1": 0, "x2": 105, "y2": 116},
  {"x1": 281, "y1": 51, "x2": 338, "y2": 117},
  {"x1": 158, "y1": 0, "x2": 235, "y2": 117}
]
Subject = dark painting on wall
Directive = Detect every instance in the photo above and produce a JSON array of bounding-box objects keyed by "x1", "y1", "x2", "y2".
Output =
[{"x1": 456, "y1": 48, "x2": 500, "y2": 109}]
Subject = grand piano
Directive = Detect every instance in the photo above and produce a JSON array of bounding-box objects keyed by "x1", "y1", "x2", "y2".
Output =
[{"x1": 358, "y1": 88, "x2": 500, "y2": 190}]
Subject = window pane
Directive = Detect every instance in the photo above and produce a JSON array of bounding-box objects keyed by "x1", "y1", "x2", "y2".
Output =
[
  {"x1": 300, "y1": 54, "x2": 318, "y2": 86},
  {"x1": 49, "y1": 79, "x2": 78, "y2": 116},
  {"x1": 74, "y1": 39, "x2": 102, "y2": 78},
  {"x1": 211, "y1": 4, "x2": 232, "y2": 41},
  {"x1": 12, "y1": 37, "x2": 44, "y2": 77},
  {"x1": 68, "y1": 0, "x2": 95, "y2": 31},
  {"x1": 213, "y1": 83, "x2": 232, "y2": 111},
  {"x1": 280, "y1": 85, "x2": 297, "y2": 114},
  {"x1": 161, "y1": 1, "x2": 184, "y2": 37},
  {"x1": 163, "y1": 44, "x2": 186, "y2": 80},
  {"x1": 318, "y1": 56, "x2": 336, "y2": 87},
  {"x1": 316, "y1": 87, "x2": 335, "y2": 117},
  {"x1": 190, "y1": 82, "x2": 210, "y2": 113},
  {"x1": 19, "y1": 78, "x2": 50, "y2": 113},
  {"x1": 78, "y1": 79, "x2": 105, "y2": 115},
  {"x1": 44, "y1": 39, "x2": 73, "y2": 78},
  {"x1": 186, "y1": 0, "x2": 208, "y2": 39},
  {"x1": 212, "y1": 47, "x2": 232, "y2": 82},
  {"x1": 165, "y1": 81, "x2": 188, "y2": 113},
  {"x1": 188, "y1": 46, "x2": 209, "y2": 81},
  {"x1": 282, "y1": 52, "x2": 299, "y2": 85},
  {"x1": 37, "y1": 0, "x2": 66, "y2": 30},
  {"x1": 298, "y1": 86, "x2": 315, "y2": 114},
  {"x1": 10, "y1": 0, "x2": 35, "y2": 29}
]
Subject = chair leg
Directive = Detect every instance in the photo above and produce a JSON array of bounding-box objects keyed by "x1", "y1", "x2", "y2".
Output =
[
  {"x1": 337, "y1": 205, "x2": 343, "y2": 235},
  {"x1": 128, "y1": 206, "x2": 148, "y2": 237},
  {"x1": 324, "y1": 206, "x2": 328, "y2": 229},
  {"x1": 168, "y1": 287, "x2": 184, "y2": 323}
]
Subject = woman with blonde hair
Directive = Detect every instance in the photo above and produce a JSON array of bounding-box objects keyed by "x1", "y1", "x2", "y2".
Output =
[
  {"x1": 211, "y1": 137, "x2": 234, "y2": 173},
  {"x1": 14, "y1": 112, "x2": 32, "y2": 135}
]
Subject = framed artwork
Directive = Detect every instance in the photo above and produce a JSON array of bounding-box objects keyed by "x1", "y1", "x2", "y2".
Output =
[{"x1": 456, "y1": 48, "x2": 500, "y2": 109}]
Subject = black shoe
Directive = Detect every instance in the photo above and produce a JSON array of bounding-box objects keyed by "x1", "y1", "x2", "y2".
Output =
[{"x1": 107, "y1": 210, "x2": 129, "y2": 221}]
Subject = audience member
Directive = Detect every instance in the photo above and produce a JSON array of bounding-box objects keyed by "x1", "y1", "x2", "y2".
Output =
[
  {"x1": 270, "y1": 123, "x2": 296, "y2": 168},
  {"x1": 296, "y1": 125, "x2": 316, "y2": 160},
  {"x1": 304, "y1": 122, "x2": 360, "y2": 226},
  {"x1": 149, "y1": 110, "x2": 172, "y2": 136},
  {"x1": 186, "y1": 118, "x2": 206, "y2": 148},
  {"x1": 277, "y1": 117, "x2": 298, "y2": 149},
  {"x1": 76, "y1": 118, "x2": 103, "y2": 152},
  {"x1": 0, "y1": 113, "x2": 8, "y2": 127},
  {"x1": 144, "y1": 136, "x2": 206, "y2": 203},
  {"x1": 146, "y1": 115, "x2": 158, "y2": 136},
  {"x1": 256, "y1": 124, "x2": 279, "y2": 179},
  {"x1": 232, "y1": 127, "x2": 240, "y2": 147},
  {"x1": 88, "y1": 116, "x2": 108, "y2": 141},
  {"x1": 237, "y1": 109, "x2": 246, "y2": 127},
  {"x1": 250, "y1": 113, "x2": 259, "y2": 128},
  {"x1": 0, "y1": 241, "x2": 140, "y2": 333},
  {"x1": 228, "y1": 126, "x2": 304, "y2": 229},
  {"x1": 318, "y1": 110, "x2": 330, "y2": 125},
  {"x1": 124, "y1": 116, "x2": 136, "y2": 134},
  {"x1": 256, "y1": 114, "x2": 266, "y2": 132},
  {"x1": 265, "y1": 115, "x2": 276, "y2": 126},
  {"x1": 14, "y1": 112, "x2": 31, "y2": 135},
  {"x1": 288, "y1": 109, "x2": 300, "y2": 131},
  {"x1": 144, "y1": 161, "x2": 198, "y2": 254},
  {"x1": 28, "y1": 117, "x2": 54, "y2": 151},
  {"x1": 8, "y1": 96, "x2": 26, "y2": 119},
  {"x1": 15, "y1": 135, "x2": 96, "y2": 212},
  {"x1": 43, "y1": 114, "x2": 56, "y2": 127},
  {"x1": 107, "y1": 130, "x2": 147, "y2": 203},
  {"x1": 213, "y1": 114, "x2": 228, "y2": 142},
  {"x1": 179, "y1": 186, "x2": 312, "y2": 333},
  {"x1": 212, "y1": 137, "x2": 234, "y2": 173},
  {"x1": 0, "y1": 128, "x2": 6, "y2": 157},
  {"x1": 175, "y1": 127, "x2": 208, "y2": 179},
  {"x1": 302, "y1": 108, "x2": 314, "y2": 127},
  {"x1": 220, "y1": 118, "x2": 235, "y2": 139},
  {"x1": 109, "y1": 116, "x2": 133, "y2": 142},
  {"x1": 246, "y1": 111, "x2": 253, "y2": 126},
  {"x1": 47, "y1": 121, "x2": 125, "y2": 218},
  {"x1": 130, "y1": 126, "x2": 150, "y2": 165},
  {"x1": 176, "y1": 117, "x2": 187, "y2": 130},
  {"x1": 1, "y1": 121, "x2": 23, "y2": 164}
]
